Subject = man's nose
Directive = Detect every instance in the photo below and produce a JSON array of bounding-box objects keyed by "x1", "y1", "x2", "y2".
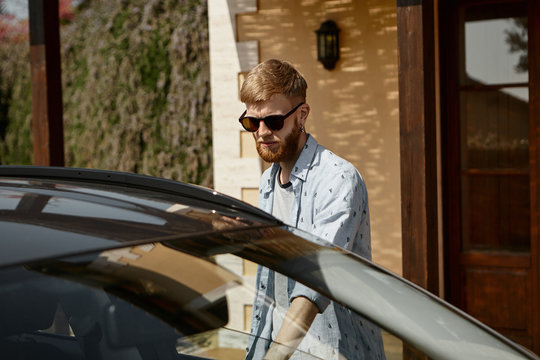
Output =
[{"x1": 257, "y1": 120, "x2": 272, "y2": 136}]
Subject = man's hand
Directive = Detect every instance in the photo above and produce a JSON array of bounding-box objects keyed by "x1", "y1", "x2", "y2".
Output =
[{"x1": 264, "y1": 296, "x2": 319, "y2": 360}]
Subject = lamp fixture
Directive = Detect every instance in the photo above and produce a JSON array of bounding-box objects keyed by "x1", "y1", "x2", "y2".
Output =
[{"x1": 315, "y1": 20, "x2": 340, "y2": 70}]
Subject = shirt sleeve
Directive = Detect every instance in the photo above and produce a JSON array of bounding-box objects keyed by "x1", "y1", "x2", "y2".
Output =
[
  {"x1": 289, "y1": 282, "x2": 330, "y2": 313},
  {"x1": 289, "y1": 168, "x2": 370, "y2": 313},
  {"x1": 310, "y1": 167, "x2": 371, "y2": 258}
]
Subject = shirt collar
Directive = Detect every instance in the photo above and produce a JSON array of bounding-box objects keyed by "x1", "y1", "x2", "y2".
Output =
[
  {"x1": 263, "y1": 134, "x2": 318, "y2": 193},
  {"x1": 290, "y1": 134, "x2": 317, "y2": 182}
]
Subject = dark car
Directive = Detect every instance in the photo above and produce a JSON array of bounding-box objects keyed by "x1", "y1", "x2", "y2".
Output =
[{"x1": 0, "y1": 166, "x2": 537, "y2": 360}]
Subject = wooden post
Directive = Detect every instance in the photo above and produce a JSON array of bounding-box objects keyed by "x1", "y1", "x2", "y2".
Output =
[
  {"x1": 397, "y1": 0, "x2": 439, "y2": 294},
  {"x1": 28, "y1": 0, "x2": 64, "y2": 166}
]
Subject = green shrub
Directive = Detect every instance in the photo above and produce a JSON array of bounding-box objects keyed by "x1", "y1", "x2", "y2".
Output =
[{"x1": 0, "y1": 0, "x2": 213, "y2": 187}]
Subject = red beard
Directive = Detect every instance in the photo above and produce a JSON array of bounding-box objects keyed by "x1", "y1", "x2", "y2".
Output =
[{"x1": 256, "y1": 122, "x2": 302, "y2": 163}]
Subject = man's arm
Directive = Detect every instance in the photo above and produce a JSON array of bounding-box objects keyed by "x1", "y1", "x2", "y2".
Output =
[{"x1": 264, "y1": 296, "x2": 319, "y2": 360}]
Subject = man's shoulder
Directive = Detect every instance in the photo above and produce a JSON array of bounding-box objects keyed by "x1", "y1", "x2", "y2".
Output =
[
  {"x1": 305, "y1": 143, "x2": 369, "y2": 212},
  {"x1": 313, "y1": 144, "x2": 360, "y2": 178},
  {"x1": 303, "y1": 146, "x2": 366, "y2": 202}
]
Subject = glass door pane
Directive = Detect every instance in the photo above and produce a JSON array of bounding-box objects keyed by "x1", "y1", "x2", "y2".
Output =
[
  {"x1": 460, "y1": 89, "x2": 529, "y2": 170},
  {"x1": 459, "y1": 3, "x2": 528, "y2": 86},
  {"x1": 458, "y1": 2, "x2": 530, "y2": 252}
]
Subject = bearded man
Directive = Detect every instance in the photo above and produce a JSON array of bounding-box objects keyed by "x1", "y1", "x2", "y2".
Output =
[{"x1": 239, "y1": 59, "x2": 385, "y2": 360}]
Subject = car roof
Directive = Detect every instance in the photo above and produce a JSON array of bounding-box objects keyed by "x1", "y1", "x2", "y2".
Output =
[{"x1": 0, "y1": 166, "x2": 279, "y2": 268}]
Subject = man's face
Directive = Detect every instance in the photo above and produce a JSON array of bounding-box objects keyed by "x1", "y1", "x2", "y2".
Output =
[{"x1": 246, "y1": 94, "x2": 304, "y2": 163}]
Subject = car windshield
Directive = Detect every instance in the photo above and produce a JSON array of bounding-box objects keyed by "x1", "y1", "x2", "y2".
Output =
[{"x1": 0, "y1": 242, "x2": 414, "y2": 360}]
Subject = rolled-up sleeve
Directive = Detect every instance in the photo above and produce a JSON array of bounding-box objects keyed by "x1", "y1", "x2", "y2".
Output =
[{"x1": 289, "y1": 282, "x2": 330, "y2": 313}]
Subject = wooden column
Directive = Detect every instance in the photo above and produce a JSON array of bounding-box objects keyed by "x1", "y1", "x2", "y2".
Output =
[
  {"x1": 397, "y1": 0, "x2": 439, "y2": 294},
  {"x1": 28, "y1": 0, "x2": 64, "y2": 166}
]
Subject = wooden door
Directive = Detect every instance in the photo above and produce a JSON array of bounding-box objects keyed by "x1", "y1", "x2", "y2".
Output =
[{"x1": 442, "y1": 0, "x2": 540, "y2": 353}]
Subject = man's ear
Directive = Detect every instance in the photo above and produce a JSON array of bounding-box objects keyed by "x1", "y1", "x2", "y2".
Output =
[{"x1": 300, "y1": 103, "x2": 310, "y2": 123}]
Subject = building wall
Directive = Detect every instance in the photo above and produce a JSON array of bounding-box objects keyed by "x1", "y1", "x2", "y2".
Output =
[{"x1": 209, "y1": 0, "x2": 401, "y2": 275}]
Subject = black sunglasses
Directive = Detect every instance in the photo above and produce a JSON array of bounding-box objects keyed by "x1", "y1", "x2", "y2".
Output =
[{"x1": 238, "y1": 102, "x2": 304, "y2": 132}]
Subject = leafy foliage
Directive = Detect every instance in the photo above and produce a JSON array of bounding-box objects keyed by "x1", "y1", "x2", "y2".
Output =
[
  {"x1": 505, "y1": 17, "x2": 528, "y2": 74},
  {"x1": 0, "y1": 34, "x2": 33, "y2": 164},
  {"x1": 0, "y1": 0, "x2": 212, "y2": 187}
]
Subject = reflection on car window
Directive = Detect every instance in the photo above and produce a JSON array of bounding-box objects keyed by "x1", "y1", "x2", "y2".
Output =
[
  {"x1": 40, "y1": 305, "x2": 74, "y2": 337},
  {"x1": 0, "y1": 245, "x2": 427, "y2": 359},
  {"x1": 0, "y1": 266, "x2": 307, "y2": 359},
  {"x1": 43, "y1": 197, "x2": 167, "y2": 225},
  {"x1": 0, "y1": 190, "x2": 23, "y2": 210},
  {"x1": 216, "y1": 253, "x2": 424, "y2": 360}
]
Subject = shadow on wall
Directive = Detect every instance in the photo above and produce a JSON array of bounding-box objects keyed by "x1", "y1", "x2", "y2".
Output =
[{"x1": 236, "y1": 0, "x2": 402, "y2": 274}]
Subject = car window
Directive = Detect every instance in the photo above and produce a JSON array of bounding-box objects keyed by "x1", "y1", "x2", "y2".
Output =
[
  {"x1": 214, "y1": 253, "x2": 422, "y2": 360},
  {"x1": 0, "y1": 243, "x2": 429, "y2": 359}
]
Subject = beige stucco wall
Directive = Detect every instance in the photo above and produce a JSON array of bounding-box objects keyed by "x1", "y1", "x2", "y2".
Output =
[{"x1": 210, "y1": 0, "x2": 401, "y2": 275}]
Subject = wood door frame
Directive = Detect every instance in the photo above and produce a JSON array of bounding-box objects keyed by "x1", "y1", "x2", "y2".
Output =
[
  {"x1": 528, "y1": 0, "x2": 540, "y2": 353},
  {"x1": 438, "y1": 0, "x2": 460, "y2": 307},
  {"x1": 439, "y1": 0, "x2": 540, "y2": 353}
]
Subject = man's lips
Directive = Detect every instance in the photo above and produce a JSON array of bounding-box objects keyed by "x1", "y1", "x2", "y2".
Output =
[{"x1": 258, "y1": 140, "x2": 279, "y2": 148}]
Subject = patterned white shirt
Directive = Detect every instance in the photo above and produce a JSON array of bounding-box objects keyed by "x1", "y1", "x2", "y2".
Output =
[{"x1": 245, "y1": 135, "x2": 385, "y2": 360}]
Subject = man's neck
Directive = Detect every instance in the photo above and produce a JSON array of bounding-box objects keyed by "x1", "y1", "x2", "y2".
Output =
[{"x1": 278, "y1": 134, "x2": 307, "y2": 184}]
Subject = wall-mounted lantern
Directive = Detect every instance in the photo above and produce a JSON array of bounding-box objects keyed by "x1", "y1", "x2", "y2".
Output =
[{"x1": 315, "y1": 20, "x2": 340, "y2": 70}]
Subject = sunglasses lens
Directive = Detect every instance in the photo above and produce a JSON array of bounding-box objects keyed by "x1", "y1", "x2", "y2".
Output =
[
  {"x1": 264, "y1": 116, "x2": 284, "y2": 131},
  {"x1": 239, "y1": 102, "x2": 302, "y2": 132},
  {"x1": 239, "y1": 115, "x2": 286, "y2": 132},
  {"x1": 241, "y1": 117, "x2": 259, "y2": 132}
]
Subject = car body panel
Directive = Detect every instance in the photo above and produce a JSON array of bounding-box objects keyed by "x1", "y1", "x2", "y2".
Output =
[
  {"x1": 0, "y1": 166, "x2": 277, "y2": 268},
  {"x1": 0, "y1": 166, "x2": 538, "y2": 360}
]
